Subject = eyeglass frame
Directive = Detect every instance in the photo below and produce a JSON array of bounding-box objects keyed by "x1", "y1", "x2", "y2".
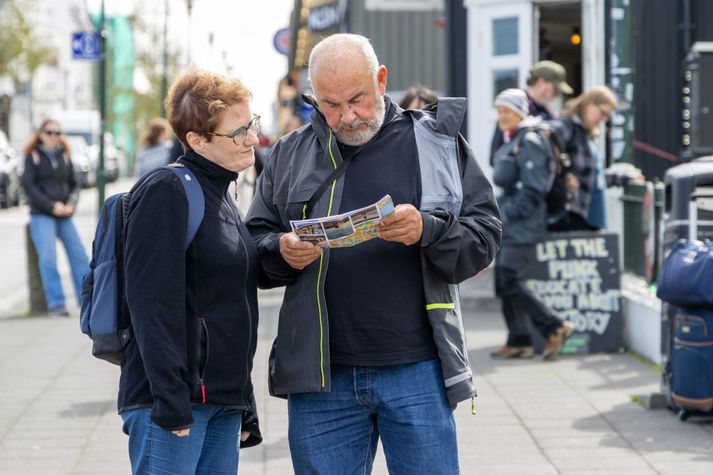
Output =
[
  {"x1": 207, "y1": 114, "x2": 261, "y2": 146},
  {"x1": 42, "y1": 129, "x2": 63, "y2": 136},
  {"x1": 596, "y1": 104, "x2": 613, "y2": 121}
]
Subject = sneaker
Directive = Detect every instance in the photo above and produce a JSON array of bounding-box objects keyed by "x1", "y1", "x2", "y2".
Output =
[
  {"x1": 490, "y1": 345, "x2": 534, "y2": 359},
  {"x1": 543, "y1": 321, "x2": 575, "y2": 360},
  {"x1": 48, "y1": 305, "x2": 70, "y2": 318}
]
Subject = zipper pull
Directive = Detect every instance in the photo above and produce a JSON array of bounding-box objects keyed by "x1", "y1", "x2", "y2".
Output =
[
  {"x1": 200, "y1": 380, "x2": 207, "y2": 404},
  {"x1": 234, "y1": 179, "x2": 238, "y2": 201},
  {"x1": 471, "y1": 397, "x2": 476, "y2": 416}
]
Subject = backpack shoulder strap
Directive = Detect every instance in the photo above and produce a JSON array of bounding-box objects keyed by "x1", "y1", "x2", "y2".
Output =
[
  {"x1": 166, "y1": 164, "x2": 205, "y2": 251},
  {"x1": 31, "y1": 150, "x2": 41, "y2": 165}
]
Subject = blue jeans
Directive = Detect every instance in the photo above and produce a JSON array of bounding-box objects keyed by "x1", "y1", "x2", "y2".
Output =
[
  {"x1": 29, "y1": 214, "x2": 89, "y2": 309},
  {"x1": 288, "y1": 359, "x2": 458, "y2": 475},
  {"x1": 121, "y1": 405, "x2": 243, "y2": 475}
]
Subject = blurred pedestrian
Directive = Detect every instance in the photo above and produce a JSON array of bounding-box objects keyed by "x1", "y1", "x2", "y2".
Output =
[
  {"x1": 490, "y1": 60, "x2": 573, "y2": 165},
  {"x1": 20, "y1": 118, "x2": 90, "y2": 317},
  {"x1": 398, "y1": 84, "x2": 437, "y2": 110},
  {"x1": 247, "y1": 33, "x2": 501, "y2": 474},
  {"x1": 120, "y1": 69, "x2": 263, "y2": 474},
  {"x1": 489, "y1": 89, "x2": 574, "y2": 360},
  {"x1": 134, "y1": 118, "x2": 173, "y2": 178},
  {"x1": 548, "y1": 85, "x2": 619, "y2": 231}
]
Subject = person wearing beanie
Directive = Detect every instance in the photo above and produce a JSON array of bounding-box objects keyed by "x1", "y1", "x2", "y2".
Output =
[
  {"x1": 490, "y1": 88, "x2": 574, "y2": 361},
  {"x1": 489, "y1": 60, "x2": 573, "y2": 165}
]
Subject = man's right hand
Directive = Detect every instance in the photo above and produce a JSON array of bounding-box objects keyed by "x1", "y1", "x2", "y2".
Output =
[{"x1": 279, "y1": 233, "x2": 323, "y2": 270}]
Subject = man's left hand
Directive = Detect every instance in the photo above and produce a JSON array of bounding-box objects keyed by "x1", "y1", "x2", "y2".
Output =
[{"x1": 378, "y1": 204, "x2": 423, "y2": 245}]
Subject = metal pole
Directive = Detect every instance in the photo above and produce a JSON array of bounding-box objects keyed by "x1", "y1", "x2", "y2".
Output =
[
  {"x1": 97, "y1": 0, "x2": 106, "y2": 212},
  {"x1": 186, "y1": 0, "x2": 193, "y2": 66},
  {"x1": 609, "y1": 0, "x2": 635, "y2": 164},
  {"x1": 161, "y1": 0, "x2": 169, "y2": 117}
]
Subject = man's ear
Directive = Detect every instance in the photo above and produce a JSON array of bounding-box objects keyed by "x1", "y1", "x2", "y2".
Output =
[
  {"x1": 377, "y1": 65, "x2": 388, "y2": 96},
  {"x1": 186, "y1": 131, "x2": 203, "y2": 152}
]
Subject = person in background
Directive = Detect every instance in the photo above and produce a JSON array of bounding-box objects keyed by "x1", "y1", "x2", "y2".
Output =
[
  {"x1": 20, "y1": 118, "x2": 90, "y2": 317},
  {"x1": 134, "y1": 118, "x2": 173, "y2": 178},
  {"x1": 120, "y1": 69, "x2": 263, "y2": 474},
  {"x1": 489, "y1": 89, "x2": 574, "y2": 360},
  {"x1": 489, "y1": 60, "x2": 573, "y2": 165},
  {"x1": 247, "y1": 33, "x2": 501, "y2": 474},
  {"x1": 398, "y1": 84, "x2": 437, "y2": 110},
  {"x1": 548, "y1": 85, "x2": 623, "y2": 231}
]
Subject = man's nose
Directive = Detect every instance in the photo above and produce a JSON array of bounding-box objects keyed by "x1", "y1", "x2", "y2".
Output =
[{"x1": 340, "y1": 106, "x2": 356, "y2": 125}]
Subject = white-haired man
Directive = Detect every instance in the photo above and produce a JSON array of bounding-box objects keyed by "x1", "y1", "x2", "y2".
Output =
[{"x1": 247, "y1": 33, "x2": 501, "y2": 474}]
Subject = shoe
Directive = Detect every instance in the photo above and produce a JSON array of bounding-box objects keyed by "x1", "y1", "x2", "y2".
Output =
[
  {"x1": 490, "y1": 345, "x2": 534, "y2": 359},
  {"x1": 48, "y1": 305, "x2": 70, "y2": 318},
  {"x1": 543, "y1": 321, "x2": 575, "y2": 360}
]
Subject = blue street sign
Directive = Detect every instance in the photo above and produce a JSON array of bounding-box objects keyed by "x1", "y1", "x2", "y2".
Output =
[{"x1": 72, "y1": 32, "x2": 101, "y2": 60}]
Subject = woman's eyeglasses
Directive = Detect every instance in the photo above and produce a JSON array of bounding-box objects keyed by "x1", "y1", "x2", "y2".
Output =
[
  {"x1": 43, "y1": 130, "x2": 62, "y2": 136},
  {"x1": 207, "y1": 115, "x2": 261, "y2": 146}
]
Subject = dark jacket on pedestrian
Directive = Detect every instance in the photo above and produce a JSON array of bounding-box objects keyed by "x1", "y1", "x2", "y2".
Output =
[
  {"x1": 21, "y1": 146, "x2": 79, "y2": 215},
  {"x1": 492, "y1": 118, "x2": 554, "y2": 245},
  {"x1": 246, "y1": 95, "x2": 501, "y2": 408},
  {"x1": 120, "y1": 150, "x2": 262, "y2": 447},
  {"x1": 489, "y1": 91, "x2": 554, "y2": 166}
]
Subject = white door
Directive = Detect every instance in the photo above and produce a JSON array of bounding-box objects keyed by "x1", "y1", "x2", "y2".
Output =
[{"x1": 465, "y1": 0, "x2": 534, "y2": 180}]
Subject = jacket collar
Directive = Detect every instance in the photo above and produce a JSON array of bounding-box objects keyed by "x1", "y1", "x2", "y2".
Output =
[{"x1": 179, "y1": 148, "x2": 239, "y2": 184}]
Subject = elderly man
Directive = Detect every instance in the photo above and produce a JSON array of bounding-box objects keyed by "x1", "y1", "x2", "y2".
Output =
[
  {"x1": 247, "y1": 33, "x2": 501, "y2": 474},
  {"x1": 489, "y1": 60, "x2": 573, "y2": 165}
]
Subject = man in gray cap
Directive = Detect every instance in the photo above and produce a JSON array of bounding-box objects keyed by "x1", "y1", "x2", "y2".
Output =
[{"x1": 489, "y1": 60, "x2": 573, "y2": 165}]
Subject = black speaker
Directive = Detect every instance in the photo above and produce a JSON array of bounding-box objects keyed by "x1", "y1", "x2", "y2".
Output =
[{"x1": 682, "y1": 42, "x2": 713, "y2": 158}]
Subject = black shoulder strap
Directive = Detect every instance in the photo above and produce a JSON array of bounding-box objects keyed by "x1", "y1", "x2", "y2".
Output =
[{"x1": 304, "y1": 151, "x2": 358, "y2": 219}]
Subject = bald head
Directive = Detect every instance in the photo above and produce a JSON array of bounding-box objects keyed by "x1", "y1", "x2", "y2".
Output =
[{"x1": 308, "y1": 34, "x2": 380, "y2": 86}]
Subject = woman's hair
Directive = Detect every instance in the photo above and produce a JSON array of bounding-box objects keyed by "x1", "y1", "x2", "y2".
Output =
[
  {"x1": 165, "y1": 69, "x2": 251, "y2": 150},
  {"x1": 562, "y1": 85, "x2": 618, "y2": 132},
  {"x1": 398, "y1": 84, "x2": 437, "y2": 109},
  {"x1": 22, "y1": 117, "x2": 72, "y2": 157},
  {"x1": 141, "y1": 118, "x2": 170, "y2": 148}
]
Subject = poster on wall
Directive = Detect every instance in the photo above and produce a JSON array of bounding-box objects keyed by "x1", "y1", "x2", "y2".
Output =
[{"x1": 521, "y1": 232, "x2": 624, "y2": 354}]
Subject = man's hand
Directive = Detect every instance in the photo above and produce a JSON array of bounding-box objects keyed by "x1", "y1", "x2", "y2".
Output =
[
  {"x1": 279, "y1": 232, "x2": 323, "y2": 270},
  {"x1": 565, "y1": 173, "x2": 580, "y2": 193},
  {"x1": 378, "y1": 204, "x2": 423, "y2": 245},
  {"x1": 240, "y1": 431, "x2": 251, "y2": 442}
]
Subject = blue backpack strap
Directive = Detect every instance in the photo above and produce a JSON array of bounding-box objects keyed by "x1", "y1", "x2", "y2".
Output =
[{"x1": 166, "y1": 165, "x2": 205, "y2": 251}]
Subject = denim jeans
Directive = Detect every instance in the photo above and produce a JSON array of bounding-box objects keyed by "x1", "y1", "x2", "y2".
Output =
[
  {"x1": 288, "y1": 358, "x2": 458, "y2": 475},
  {"x1": 121, "y1": 405, "x2": 243, "y2": 475},
  {"x1": 28, "y1": 214, "x2": 89, "y2": 309}
]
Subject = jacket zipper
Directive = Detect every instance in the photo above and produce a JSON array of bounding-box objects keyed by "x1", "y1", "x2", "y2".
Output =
[{"x1": 197, "y1": 317, "x2": 209, "y2": 404}]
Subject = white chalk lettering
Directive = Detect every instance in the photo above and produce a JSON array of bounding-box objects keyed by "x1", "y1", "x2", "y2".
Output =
[
  {"x1": 548, "y1": 259, "x2": 599, "y2": 279},
  {"x1": 569, "y1": 237, "x2": 609, "y2": 258}
]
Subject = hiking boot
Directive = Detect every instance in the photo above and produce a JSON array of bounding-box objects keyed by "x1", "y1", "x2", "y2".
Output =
[
  {"x1": 490, "y1": 345, "x2": 534, "y2": 359},
  {"x1": 48, "y1": 305, "x2": 70, "y2": 318},
  {"x1": 543, "y1": 321, "x2": 575, "y2": 361}
]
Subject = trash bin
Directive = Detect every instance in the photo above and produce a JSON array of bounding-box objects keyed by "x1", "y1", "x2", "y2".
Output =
[
  {"x1": 621, "y1": 180, "x2": 648, "y2": 278},
  {"x1": 663, "y1": 155, "x2": 713, "y2": 250}
]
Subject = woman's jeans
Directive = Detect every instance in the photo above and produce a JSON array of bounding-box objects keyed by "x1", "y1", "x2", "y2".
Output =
[
  {"x1": 288, "y1": 358, "x2": 459, "y2": 475},
  {"x1": 28, "y1": 214, "x2": 90, "y2": 309},
  {"x1": 121, "y1": 405, "x2": 243, "y2": 475}
]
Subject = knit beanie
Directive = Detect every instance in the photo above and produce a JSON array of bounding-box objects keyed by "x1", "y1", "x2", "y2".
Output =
[{"x1": 494, "y1": 88, "x2": 528, "y2": 118}]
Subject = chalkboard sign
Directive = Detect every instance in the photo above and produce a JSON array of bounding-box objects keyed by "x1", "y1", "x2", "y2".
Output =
[{"x1": 521, "y1": 232, "x2": 623, "y2": 354}]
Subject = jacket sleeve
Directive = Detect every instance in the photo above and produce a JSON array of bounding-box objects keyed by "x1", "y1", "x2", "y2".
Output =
[
  {"x1": 124, "y1": 174, "x2": 194, "y2": 431},
  {"x1": 498, "y1": 133, "x2": 552, "y2": 222},
  {"x1": 419, "y1": 134, "x2": 502, "y2": 284},
  {"x1": 245, "y1": 143, "x2": 299, "y2": 289},
  {"x1": 20, "y1": 153, "x2": 56, "y2": 215}
]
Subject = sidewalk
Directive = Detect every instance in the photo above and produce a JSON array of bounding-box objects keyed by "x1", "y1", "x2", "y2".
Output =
[{"x1": 1, "y1": 196, "x2": 712, "y2": 472}]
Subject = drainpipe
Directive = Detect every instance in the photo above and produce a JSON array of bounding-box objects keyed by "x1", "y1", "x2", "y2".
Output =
[{"x1": 608, "y1": 0, "x2": 635, "y2": 165}]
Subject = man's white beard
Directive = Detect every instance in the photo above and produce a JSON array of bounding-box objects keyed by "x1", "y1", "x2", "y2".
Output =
[{"x1": 333, "y1": 93, "x2": 385, "y2": 146}]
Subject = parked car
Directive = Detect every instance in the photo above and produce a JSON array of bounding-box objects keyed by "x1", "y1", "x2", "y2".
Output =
[
  {"x1": 66, "y1": 135, "x2": 96, "y2": 188},
  {"x1": 0, "y1": 130, "x2": 21, "y2": 208}
]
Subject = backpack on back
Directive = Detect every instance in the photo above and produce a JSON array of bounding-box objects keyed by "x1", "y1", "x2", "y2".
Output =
[{"x1": 79, "y1": 164, "x2": 205, "y2": 365}]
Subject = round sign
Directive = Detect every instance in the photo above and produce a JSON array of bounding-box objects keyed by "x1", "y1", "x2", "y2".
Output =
[{"x1": 273, "y1": 28, "x2": 290, "y2": 56}]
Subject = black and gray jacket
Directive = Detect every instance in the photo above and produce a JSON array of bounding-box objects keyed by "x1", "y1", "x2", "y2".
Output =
[
  {"x1": 21, "y1": 146, "x2": 79, "y2": 216},
  {"x1": 492, "y1": 118, "x2": 554, "y2": 245},
  {"x1": 246, "y1": 96, "x2": 502, "y2": 408}
]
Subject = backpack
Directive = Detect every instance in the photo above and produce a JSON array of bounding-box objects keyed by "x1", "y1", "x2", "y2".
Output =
[
  {"x1": 79, "y1": 164, "x2": 205, "y2": 365},
  {"x1": 507, "y1": 125, "x2": 570, "y2": 215}
]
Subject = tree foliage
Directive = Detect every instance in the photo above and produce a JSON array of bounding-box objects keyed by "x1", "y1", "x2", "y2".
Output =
[{"x1": 0, "y1": 0, "x2": 51, "y2": 82}]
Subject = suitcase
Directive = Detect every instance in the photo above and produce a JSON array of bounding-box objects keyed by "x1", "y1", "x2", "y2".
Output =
[{"x1": 662, "y1": 191, "x2": 713, "y2": 420}]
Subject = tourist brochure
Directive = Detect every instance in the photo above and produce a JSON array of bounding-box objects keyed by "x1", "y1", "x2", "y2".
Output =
[{"x1": 290, "y1": 194, "x2": 395, "y2": 248}]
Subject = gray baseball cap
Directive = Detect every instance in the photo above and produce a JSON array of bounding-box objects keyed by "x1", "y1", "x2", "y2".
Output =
[{"x1": 529, "y1": 60, "x2": 573, "y2": 95}]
